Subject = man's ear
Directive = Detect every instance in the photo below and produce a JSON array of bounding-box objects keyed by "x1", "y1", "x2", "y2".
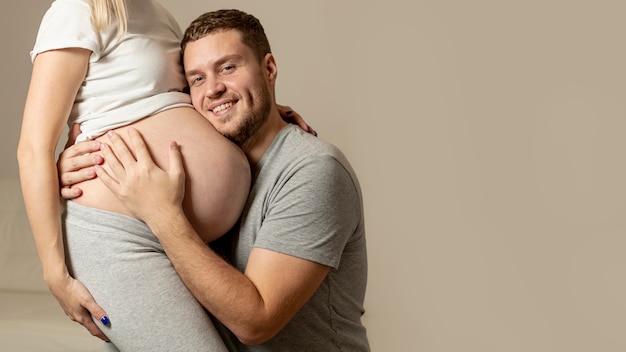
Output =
[{"x1": 263, "y1": 53, "x2": 277, "y2": 83}]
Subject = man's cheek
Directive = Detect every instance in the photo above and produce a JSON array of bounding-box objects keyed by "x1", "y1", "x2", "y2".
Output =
[{"x1": 190, "y1": 96, "x2": 203, "y2": 113}]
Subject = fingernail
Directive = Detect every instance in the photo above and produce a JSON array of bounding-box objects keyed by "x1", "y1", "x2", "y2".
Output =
[
  {"x1": 100, "y1": 315, "x2": 110, "y2": 325},
  {"x1": 286, "y1": 110, "x2": 293, "y2": 115},
  {"x1": 314, "y1": 131, "x2": 318, "y2": 137}
]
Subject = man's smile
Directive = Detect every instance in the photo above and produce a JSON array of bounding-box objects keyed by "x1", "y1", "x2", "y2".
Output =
[{"x1": 212, "y1": 101, "x2": 234, "y2": 113}]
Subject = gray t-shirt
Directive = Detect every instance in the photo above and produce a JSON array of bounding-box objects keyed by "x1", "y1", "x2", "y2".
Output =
[{"x1": 216, "y1": 124, "x2": 370, "y2": 351}]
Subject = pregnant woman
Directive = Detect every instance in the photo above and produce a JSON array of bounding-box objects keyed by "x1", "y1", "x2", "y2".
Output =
[{"x1": 17, "y1": 0, "x2": 250, "y2": 350}]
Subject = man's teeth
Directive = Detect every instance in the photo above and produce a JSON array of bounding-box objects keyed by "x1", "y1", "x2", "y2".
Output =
[{"x1": 213, "y1": 102, "x2": 233, "y2": 113}]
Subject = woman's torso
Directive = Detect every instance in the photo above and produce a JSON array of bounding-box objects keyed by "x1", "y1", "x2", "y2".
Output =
[
  {"x1": 32, "y1": 0, "x2": 191, "y2": 142},
  {"x1": 32, "y1": 1, "x2": 251, "y2": 241}
]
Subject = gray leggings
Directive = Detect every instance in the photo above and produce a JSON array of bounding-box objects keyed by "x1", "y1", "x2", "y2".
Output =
[{"x1": 63, "y1": 201, "x2": 227, "y2": 352}]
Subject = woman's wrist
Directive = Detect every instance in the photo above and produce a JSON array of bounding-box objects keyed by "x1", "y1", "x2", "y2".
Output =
[{"x1": 43, "y1": 266, "x2": 71, "y2": 288}]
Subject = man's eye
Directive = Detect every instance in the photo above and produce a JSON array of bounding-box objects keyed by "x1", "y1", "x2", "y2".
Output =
[
  {"x1": 190, "y1": 76, "x2": 204, "y2": 85},
  {"x1": 221, "y1": 65, "x2": 235, "y2": 74}
]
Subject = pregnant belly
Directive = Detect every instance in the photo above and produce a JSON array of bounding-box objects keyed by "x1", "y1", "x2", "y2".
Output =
[{"x1": 71, "y1": 107, "x2": 251, "y2": 242}]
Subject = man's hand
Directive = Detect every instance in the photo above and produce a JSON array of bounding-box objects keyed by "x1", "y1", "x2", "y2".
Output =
[{"x1": 94, "y1": 128, "x2": 185, "y2": 224}]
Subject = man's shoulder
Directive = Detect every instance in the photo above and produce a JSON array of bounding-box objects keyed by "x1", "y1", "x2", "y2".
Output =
[
  {"x1": 272, "y1": 126, "x2": 358, "y2": 187},
  {"x1": 280, "y1": 124, "x2": 346, "y2": 159}
]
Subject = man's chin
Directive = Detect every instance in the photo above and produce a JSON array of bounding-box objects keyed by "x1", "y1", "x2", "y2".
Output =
[
  {"x1": 213, "y1": 124, "x2": 231, "y2": 137},
  {"x1": 220, "y1": 130, "x2": 243, "y2": 146}
]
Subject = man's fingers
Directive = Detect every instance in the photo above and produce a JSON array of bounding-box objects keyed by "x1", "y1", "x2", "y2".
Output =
[
  {"x1": 94, "y1": 143, "x2": 126, "y2": 193},
  {"x1": 99, "y1": 140, "x2": 128, "y2": 182},
  {"x1": 95, "y1": 143, "x2": 124, "y2": 194},
  {"x1": 127, "y1": 128, "x2": 152, "y2": 165},
  {"x1": 94, "y1": 161, "x2": 119, "y2": 195},
  {"x1": 168, "y1": 141, "x2": 184, "y2": 182},
  {"x1": 106, "y1": 130, "x2": 137, "y2": 166}
]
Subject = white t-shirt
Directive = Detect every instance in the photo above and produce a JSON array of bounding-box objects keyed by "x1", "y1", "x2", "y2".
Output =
[{"x1": 31, "y1": 0, "x2": 192, "y2": 141}]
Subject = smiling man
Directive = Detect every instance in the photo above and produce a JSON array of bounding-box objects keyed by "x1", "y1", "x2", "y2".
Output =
[
  {"x1": 94, "y1": 9, "x2": 370, "y2": 351},
  {"x1": 184, "y1": 28, "x2": 274, "y2": 151}
]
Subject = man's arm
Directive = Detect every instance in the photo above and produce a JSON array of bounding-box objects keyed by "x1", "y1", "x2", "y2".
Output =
[
  {"x1": 149, "y1": 210, "x2": 330, "y2": 344},
  {"x1": 96, "y1": 128, "x2": 330, "y2": 344}
]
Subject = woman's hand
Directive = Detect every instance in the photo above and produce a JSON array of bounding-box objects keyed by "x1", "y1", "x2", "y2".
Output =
[
  {"x1": 48, "y1": 274, "x2": 110, "y2": 341},
  {"x1": 57, "y1": 134, "x2": 103, "y2": 199},
  {"x1": 278, "y1": 104, "x2": 318, "y2": 136}
]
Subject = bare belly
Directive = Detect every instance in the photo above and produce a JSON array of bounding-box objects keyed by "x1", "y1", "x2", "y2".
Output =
[{"x1": 71, "y1": 107, "x2": 251, "y2": 242}]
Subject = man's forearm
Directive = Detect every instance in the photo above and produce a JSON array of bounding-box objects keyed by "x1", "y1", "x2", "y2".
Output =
[{"x1": 145, "y1": 207, "x2": 276, "y2": 344}]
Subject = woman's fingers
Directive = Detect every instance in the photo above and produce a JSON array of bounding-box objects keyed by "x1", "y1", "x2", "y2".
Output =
[
  {"x1": 57, "y1": 140, "x2": 103, "y2": 197},
  {"x1": 277, "y1": 104, "x2": 318, "y2": 136}
]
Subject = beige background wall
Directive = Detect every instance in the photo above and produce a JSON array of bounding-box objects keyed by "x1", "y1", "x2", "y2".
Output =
[{"x1": 3, "y1": 1, "x2": 626, "y2": 351}]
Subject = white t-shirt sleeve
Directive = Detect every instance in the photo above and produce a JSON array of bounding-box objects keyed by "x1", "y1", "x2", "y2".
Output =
[{"x1": 30, "y1": 0, "x2": 100, "y2": 62}]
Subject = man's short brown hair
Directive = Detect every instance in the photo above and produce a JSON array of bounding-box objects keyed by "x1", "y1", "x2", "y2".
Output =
[{"x1": 181, "y1": 9, "x2": 272, "y2": 62}]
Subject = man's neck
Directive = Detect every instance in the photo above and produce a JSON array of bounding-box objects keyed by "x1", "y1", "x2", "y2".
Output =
[{"x1": 242, "y1": 111, "x2": 287, "y2": 166}]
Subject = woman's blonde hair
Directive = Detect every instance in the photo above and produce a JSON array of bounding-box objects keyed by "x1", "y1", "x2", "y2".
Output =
[{"x1": 89, "y1": 0, "x2": 128, "y2": 38}]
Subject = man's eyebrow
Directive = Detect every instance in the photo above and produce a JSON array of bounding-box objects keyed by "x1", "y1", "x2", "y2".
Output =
[{"x1": 184, "y1": 68, "x2": 202, "y2": 78}]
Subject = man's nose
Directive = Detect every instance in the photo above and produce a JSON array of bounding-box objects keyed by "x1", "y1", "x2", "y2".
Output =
[{"x1": 205, "y1": 78, "x2": 226, "y2": 98}]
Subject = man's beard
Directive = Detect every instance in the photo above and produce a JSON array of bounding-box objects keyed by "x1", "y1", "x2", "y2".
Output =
[{"x1": 223, "y1": 86, "x2": 272, "y2": 149}]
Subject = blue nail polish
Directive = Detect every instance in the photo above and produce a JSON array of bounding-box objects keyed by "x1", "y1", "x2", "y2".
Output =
[{"x1": 100, "y1": 315, "x2": 110, "y2": 325}]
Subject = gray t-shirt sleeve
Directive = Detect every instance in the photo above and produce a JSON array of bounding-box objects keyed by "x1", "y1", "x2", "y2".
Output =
[{"x1": 253, "y1": 154, "x2": 361, "y2": 269}]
